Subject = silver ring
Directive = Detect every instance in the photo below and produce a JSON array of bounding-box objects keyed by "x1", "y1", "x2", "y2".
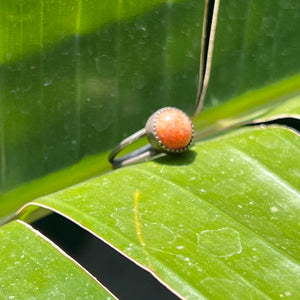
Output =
[{"x1": 109, "y1": 107, "x2": 194, "y2": 168}]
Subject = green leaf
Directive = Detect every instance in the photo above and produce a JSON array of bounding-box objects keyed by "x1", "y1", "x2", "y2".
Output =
[
  {"x1": 0, "y1": 151, "x2": 110, "y2": 219},
  {"x1": 0, "y1": 220, "x2": 114, "y2": 299},
  {"x1": 18, "y1": 125, "x2": 300, "y2": 299},
  {"x1": 255, "y1": 94, "x2": 300, "y2": 120},
  {"x1": 193, "y1": 75, "x2": 300, "y2": 138},
  {"x1": 0, "y1": 0, "x2": 193, "y2": 64}
]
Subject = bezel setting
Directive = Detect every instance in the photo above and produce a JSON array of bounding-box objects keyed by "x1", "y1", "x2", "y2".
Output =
[{"x1": 145, "y1": 107, "x2": 194, "y2": 153}]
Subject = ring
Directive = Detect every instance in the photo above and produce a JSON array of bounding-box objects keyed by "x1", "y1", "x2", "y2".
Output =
[{"x1": 109, "y1": 107, "x2": 194, "y2": 168}]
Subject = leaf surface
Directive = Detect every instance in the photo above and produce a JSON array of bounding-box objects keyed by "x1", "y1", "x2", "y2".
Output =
[
  {"x1": 19, "y1": 126, "x2": 300, "y2": 299},
  {"x1": 255, "y1": 94, "x2": 300, "y2": 120},
  {"x1": 0, "y1": 220, "x2": 115, "y2": 299}
]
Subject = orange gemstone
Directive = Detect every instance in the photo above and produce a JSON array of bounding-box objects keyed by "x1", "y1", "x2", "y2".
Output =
[{"x1": 155, "y1": 109, "x2": 193, "y2": 150}]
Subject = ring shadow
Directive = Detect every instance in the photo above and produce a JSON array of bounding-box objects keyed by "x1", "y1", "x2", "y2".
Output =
[{"x1": 153, "y1": 150, "x2": 197, "y2": 167}]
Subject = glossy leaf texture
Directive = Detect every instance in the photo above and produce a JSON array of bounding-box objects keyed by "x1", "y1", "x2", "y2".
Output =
[
  {"x1": 0, "y1": 0, "x2": 300, "y2": 298},
  {"x1": 0, "y1": 220, "x2": 115, "y2": 299},
  {"x1": 194, "y1": 0, "x2": 300, "y2": 136},
  {"x1": 253, "y1": 94, "x2": 300, "y2": 121},
  {"x1": 0, "y1": 0, "x2": 204, "y2": 196},
  {"x1": 18, "y1": 125, "x2": 300, "y2": 299}
]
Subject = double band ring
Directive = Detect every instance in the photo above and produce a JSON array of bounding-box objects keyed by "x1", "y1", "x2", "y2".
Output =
[{"x1": 109, "y1": 107, "x2": 194, "y2": 168}]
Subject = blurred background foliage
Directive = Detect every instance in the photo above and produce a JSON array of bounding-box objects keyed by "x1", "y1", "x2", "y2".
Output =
[
  {"x1": 206, "y1": 0, "x2": 300, "y2": 106},
  {"x1": 0, "y1": 0, "x2": 203, "y2": 198},
  {"x1": 193, "y1": 0, "x2": 300, "y2": 137}
]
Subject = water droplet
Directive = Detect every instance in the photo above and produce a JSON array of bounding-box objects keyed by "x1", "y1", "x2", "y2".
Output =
[{"x1": 43, "y1": 78, "x2": 53, "y2": 87}]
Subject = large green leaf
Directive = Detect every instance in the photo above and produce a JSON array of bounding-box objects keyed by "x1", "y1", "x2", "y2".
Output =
[
  {"x1": 17, "y1": 125, "x2": 300, "y2": 299},
  {"x1": 0, "y1": 220, "x2": 114, "y2": 299}
]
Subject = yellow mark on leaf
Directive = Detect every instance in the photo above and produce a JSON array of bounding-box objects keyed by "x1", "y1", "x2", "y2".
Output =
[{"x1": 134, "y1": 189, "x2": 152, "y2": 269}]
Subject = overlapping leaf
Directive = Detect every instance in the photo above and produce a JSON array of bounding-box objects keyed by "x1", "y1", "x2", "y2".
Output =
[{"x1": 0, "y1": 220, "x2": 115, "y2": 299}]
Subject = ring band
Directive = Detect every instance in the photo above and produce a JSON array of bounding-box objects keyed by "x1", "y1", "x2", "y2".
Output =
[{"x1": 109, "y1": 107, "x2": 194, "y2": 168}]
